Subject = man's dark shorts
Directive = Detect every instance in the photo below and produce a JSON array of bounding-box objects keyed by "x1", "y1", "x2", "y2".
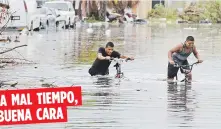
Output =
[
  {"x1": 167, "y1": 60, "x2": 190, "y2": 79},
  {"x1": 88, "y1": 68, "x2": 109, "y2": 76}
]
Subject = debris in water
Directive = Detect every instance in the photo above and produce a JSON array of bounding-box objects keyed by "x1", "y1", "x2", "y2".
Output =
[
  {"x1": 10, "y1": 82, "x2": 18, "y2": 87},
  {"x1": 0, "y1": 81, "x2": 18, "y2": 87},
  {"x1": 0, "y1": 82, "x2": 3, "y2": 88},
  {"x1": 14, "y1": 36, "x2": 20, "y2": 42},
  {"x1": 0, "y1": 35, "x2": 11, "y2": 42},
  {"x1": 19, "y1": 28, "x2": 29, "y2": 35},
  {"x1": 41, "y1": 83, "x2": 56, "y2": 87}
]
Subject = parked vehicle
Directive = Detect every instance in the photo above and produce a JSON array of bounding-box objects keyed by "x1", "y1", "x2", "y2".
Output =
[
  {"x1": 36, "y1": 7, "x2": 60, "y2": 29},
  {"x1": 7, "y1": 0, "x2": 41, "y2": 31},
  {"x1": 43, "y1": 1, "x2": 76, "y2": 29}
]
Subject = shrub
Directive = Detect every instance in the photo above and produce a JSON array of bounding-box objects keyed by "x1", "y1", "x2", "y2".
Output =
[
  {"x1": 148, "y1": 4, "x2": 177, "y2": 20},
  {"x1": 180, "y1": 1, "x2": 221, "y2": 23}
]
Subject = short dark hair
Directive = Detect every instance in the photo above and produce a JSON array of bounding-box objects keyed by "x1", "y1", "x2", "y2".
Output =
[
  {"x1": 186, "y1": 36, "x2": 194, "y2": 41},
  {"x1": 106, "y1": 42, "x2": 114, "y2": 48}
]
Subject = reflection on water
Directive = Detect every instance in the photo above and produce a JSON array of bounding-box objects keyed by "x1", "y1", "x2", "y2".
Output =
[
  {"x1": 93, "y1": 76, "x2": 114, "y2": 86},
  {"x1": 167, "y1": 84, "x2": 197, "y2": 128}
]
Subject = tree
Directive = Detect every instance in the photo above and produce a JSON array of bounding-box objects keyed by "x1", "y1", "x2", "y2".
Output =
[{"x1": 98, "y1": 1, "x2": 107, "y2": 21}]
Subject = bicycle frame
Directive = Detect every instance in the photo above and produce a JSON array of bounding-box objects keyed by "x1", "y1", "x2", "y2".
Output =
[
  {"x1": 174, "y1": 61, "x2": 199, "y2": 85},
  {"x1": 110, "y1": 58, "x2": 131, "y2": 78}
]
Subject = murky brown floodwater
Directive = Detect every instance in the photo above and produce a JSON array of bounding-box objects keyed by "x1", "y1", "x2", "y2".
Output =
[{"x1": 1, "y1": 22, "x2": 221, "y2": 129}]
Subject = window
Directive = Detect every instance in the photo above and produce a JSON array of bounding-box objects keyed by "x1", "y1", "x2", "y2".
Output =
[{"x1": 44, "y1": 3, "x2": 68, "y2": 11}]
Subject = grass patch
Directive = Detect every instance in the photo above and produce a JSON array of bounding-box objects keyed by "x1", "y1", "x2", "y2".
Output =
[
  {"x1": 148, "y1": 4, "x2": 178, "y2": 22},
  {"x1": 85, "y1": 16, "x2": 104, "y2": 23}
]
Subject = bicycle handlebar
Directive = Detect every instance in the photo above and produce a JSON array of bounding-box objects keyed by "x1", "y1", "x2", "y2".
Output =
[
  {"x1": 173, "y1": 61, "x2": 199, "y2": 74},
  {"x1": 109, "y1": 57, "x2": 133, "y2": 62},
  {"x1": 173, "y1": 61, "x2": 199, "y2": 68}
]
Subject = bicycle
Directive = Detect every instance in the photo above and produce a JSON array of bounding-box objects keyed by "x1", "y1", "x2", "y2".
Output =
[
  {"x1": 109, "y1": 58, "x2": 132, "y2": 78},
  {"x1": 173, "y1": 61, "x2": 199, "y2": 85}
]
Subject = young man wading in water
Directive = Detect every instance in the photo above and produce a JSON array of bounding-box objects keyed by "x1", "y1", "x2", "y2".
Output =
[
  {"x1": 167, "y1": 36, "x2": 203, "y2": 83},
  {"x1": 89, "y1": 42, "x2": 134, "y2": 76}
]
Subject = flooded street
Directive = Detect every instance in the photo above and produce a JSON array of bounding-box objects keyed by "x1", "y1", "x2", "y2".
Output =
[{"x1": 1, "y1": 23, "x2": 221, "y2": 129}]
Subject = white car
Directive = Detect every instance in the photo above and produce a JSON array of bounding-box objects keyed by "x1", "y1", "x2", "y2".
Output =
[
  {"x1": 43, "y1": 1, "x2": 76, "y2": 29},
  {"x1": 36, "y1": 7, "x2": 60, "y2": 29}
]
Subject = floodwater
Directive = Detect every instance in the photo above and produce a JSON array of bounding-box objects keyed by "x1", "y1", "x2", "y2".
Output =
[{"x1": 1, "y1": 22, "x2": 221, "y2": 129}]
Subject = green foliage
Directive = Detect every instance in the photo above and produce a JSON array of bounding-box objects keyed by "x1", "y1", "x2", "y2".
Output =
[
  {"x1": 85, "y1": 16, "x2": 102, "y2": 23},
  {"x1": 200, "y1": 1, "x2": 221, "y2": 22},
  {"x1": 148, "y1": 1, "x2": 221, "y2": 23},
  {"x1": 148, "y1": 4, "x2": 178, "y2": 20}
]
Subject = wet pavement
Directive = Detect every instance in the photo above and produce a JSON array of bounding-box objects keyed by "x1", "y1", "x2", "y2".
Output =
[{"x1": 1, "y1": 22, "x2": 221, "y2": 128}]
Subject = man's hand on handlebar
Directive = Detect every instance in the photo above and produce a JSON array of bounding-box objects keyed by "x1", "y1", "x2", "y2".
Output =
[
  {"x1": 197, "y1": 59, "x2": 203, "y2": 63},
  {"x1": 169, "y1": 60, "x2": 175, "y2": 65},
  {"x1": 128, "y1": 57, "x2": 134, "y2": 60},
  {"x1": 105, "y1": 56, "x2": 111, "y2": 60},
  {"x1": 108, "y1": 57, "x2": 134, "y2": 62},
  {"x1": 126, "y1": 57, "x2": 134, "y2": 61}
]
